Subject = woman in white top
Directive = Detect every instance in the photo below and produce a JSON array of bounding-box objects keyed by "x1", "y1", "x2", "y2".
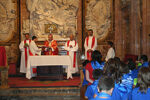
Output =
[{"x1": 105, "y1": 41, "x2": 115, "y2": 61}]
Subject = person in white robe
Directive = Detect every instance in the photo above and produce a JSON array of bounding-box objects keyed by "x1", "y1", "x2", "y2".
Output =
[
  {"x1": 64, "y1": 34, "x2": 78, "y2": 75},
  {"x1": 84, "y1": 29, "x2": 97, "y2": 61},
  {"x1": 29, "y1": 36, "x2": 41, "y2": 56},
  {"x1": 105, "y1": 41, "x2": 115, "y2": 61},
  {"x1": 19, "y1": 33, "x2": 31, "y2": 73}
]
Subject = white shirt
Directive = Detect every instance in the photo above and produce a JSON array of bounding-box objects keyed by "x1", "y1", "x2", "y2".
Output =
[
  {"x1": 105, "y1": 47, "x2": 115, "y2": 61},
  {"x1": 29, "y1": 41, "x2": 41, "y2": 56}
]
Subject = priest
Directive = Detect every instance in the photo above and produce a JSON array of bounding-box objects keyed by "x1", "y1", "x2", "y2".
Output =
[
  {"x1": 84, "y1": 29, "x2": 97, "y2": 61},
  {"x1": 64, "y1": 34, "x2": 78, "y2": 75},
  {"x1": 43, "y1": 34, "x2": 58, "y2": 55},
  {"x1": 19, "y1": 33, "x2": 31, "y2": 73}
]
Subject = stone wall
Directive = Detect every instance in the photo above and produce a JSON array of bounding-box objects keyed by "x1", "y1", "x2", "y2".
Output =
[
  {"x1": 21, "y1": 0, "x2": 79, "y2": 41},
  {"x1": 0, "y1": 0, "x2": 16, "y2": 42},
  {"x1": 0, "y1": 0, "x2": 19, "y2": 63},
  {"x1": 85, "y1": 0, "x2": 112, "y2": 40},
  {"x1": 84, "y1": 0, "x2": 114, "y2": 58}
]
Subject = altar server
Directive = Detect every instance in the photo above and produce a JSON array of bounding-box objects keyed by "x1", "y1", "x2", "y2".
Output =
[
  {"x1": 84, "y1": 29, "x2": 97, "y2": 61},
  {"x1": 64, "y1": 34, "x2": 78, "y2": 74},
  {"x1": 19, "y1": 33, "x2": 31, "y2": 73},
  {"x1": 105, "y1": 41, "x2": 115, "y2": 62},
  {"x1": 44, "y1": 34, "x2": 58, "y2": 55},
  {"x1": 29, "y1": 36, "x2": 41, "y2": 56}
]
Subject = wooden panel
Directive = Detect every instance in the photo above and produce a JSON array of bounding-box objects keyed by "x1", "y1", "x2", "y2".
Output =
[
  {"x1": 142, "y1": 0, "x2": 150, "y2": 59},
  {"x1": 114, "y1": 0, "x2": 124, "y2": 60},
  {"x1": 130, "y1": 0, "x2": 141, "y2": 55}
]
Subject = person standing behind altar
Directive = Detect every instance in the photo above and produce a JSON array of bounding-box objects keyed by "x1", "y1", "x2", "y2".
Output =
[
  {"x1": 105, "y1": 41, "x2": 115, "y2": 62},
  {"x1": 44, "y1": 34, "x2": 58, "y2": 55},
  {"x1": 64, "y1": 34, "x2": 79, "y2": 74},
  {"x1": 84, "y1": 29, "x2": 97, "y2": 61},
  {"x1": 29, "y1": 36, "x2": 41, "y2": 56},
  {"x1": 19, "y1": 33, "x2": 31, "y2": 73}
]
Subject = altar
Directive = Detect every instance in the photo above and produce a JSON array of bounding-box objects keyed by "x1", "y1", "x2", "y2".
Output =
[{"x1": 26, "y1": 55, "x2": 73, "y2": 80}]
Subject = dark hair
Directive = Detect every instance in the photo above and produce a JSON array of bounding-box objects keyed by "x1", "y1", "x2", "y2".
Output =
[
  {"x1": 82, "y1": 60, "x2": 89, "y2": 67},
  {"x1": 91, "y1": 50, "x2": 102, "y2": 64},
  {"x1": 88, "y1": 29, "x2": 93, "y2": 33},
  {"x1": 127, "y1": 58, "x2": 136, "y2": 70},
  {"x1": 114, "y1": 57, "x2": 120, "y2": 62},
  {"x1": 107, "y1": 41, "x2": 114, "y2": 47},
  {"x1": 103, "y1": 58, "x2": 120, "y2": 82},
  {"x1": 32, "y1": 36, "x2": 37, "y2": 40},
  {"x1": 103, "y1": 58, "x2": 129, "y2": 83},
  {"x1": 140, "y1": 55, "x2": 148, "y2": 62},
  {"x1": 93, "y1": 69, "x2": 103, "y2": 80},
  {"x1": 98, "y1": 76, "x2": 114, "y2": 92},
  {"x1": 137, "y1": 67, "x2": 150, "y2": 93},
  {"x1": 119, "y1": 62, "x2": 129, "y2": 74}
]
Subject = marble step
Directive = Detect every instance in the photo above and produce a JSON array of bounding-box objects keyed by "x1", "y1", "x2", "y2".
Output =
[{"x1": 0, "y1": 87, "x2": 80, "y2": 100}]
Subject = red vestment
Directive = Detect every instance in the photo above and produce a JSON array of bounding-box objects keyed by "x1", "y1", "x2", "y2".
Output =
[{"x1": 44, "y1": 40, "x2": 58, "y2": 55}]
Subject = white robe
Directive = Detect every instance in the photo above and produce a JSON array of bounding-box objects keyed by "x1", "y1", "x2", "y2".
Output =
[
  {"x1": 19, "y1": 40, "x2": 31, "y2": 73},
  {"x1": 84, "y1": 36, "x2": 97, "y2": 60},
  {"x1": 105, "y1": 47, "x2": 115, "y2": 61},
  {"x1": 29, "y1": 41, "x2": 41, "y2": 56},
  {"x1": 64, "y1": 40, "x2": 78, "y2": 74}
]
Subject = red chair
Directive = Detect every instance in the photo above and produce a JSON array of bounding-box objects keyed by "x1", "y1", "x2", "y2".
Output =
[{"x1": 124, "y1": 54, "x2": 138, "y2": 63}]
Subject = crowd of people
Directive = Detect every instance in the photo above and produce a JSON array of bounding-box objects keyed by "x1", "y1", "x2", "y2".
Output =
[{"x1": 81, "y1": 50, "x2": 150, "y2": 100}]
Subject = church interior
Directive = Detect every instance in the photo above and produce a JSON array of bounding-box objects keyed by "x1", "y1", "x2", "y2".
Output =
[{"x1": 0, "y1": 0, "x2": 150, "y2": 100}]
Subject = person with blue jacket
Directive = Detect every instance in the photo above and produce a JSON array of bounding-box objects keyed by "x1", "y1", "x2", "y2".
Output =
[
  {"x1": 130, "y1": 67, "x2": 150, "y2": 100},
  {"x1": 91, "y1": 76, "x2": 114, "y2": 100},
  {"x1": 138, "y1": 55, "x2": 149, "y2": 69},
  {"x1": 103, "y1": 58, "x2": 133, "y2": 100},
  {"x1": 85, "y1": 69, "x2": 103, "y2": 99}
]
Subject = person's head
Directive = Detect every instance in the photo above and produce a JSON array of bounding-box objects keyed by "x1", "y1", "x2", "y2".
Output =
[
  {"x1": 69, "y1": 34, "x2": 74, "y2": 41},
  {"x1": 127, "y1": 58, "x2": 136, "y2": 70},
  {"x1": 82, "y1": 60, "x2": 89, "y2": 67},
  {"x1": 48, "y1": 34, "x2": 53, "y2": 41},
  {"x1": 107, "y1": 41, "x2": 114, "y2": 48},
  {"x1": 24, "y1": 33, "x2": 30, "y2": 40},
  {"x1": 93, "y1": 69, "x2": 103, "y2": 80},
  {"x1": 91, "y1": 50, "x2": 102, "y2": 64},
  {"x1": 137, "y1": 67, "x2": 150, "y2": 93},
  {"x1": 103, "y1": 58, "x2": 122, "y2": 83},
  {"x1": 140, "y1": 55, "x2": 148, "y2": 63},
  {"x1": 114, "y1": 57, "x2": 121, "y2": 62},
  {"x1": 88, "y1": 29, "x2": 93, "y2": 36},
  {"x1": 98, "y1": 76, "x2": 114, "y2": 95},
  {"x1": 32, "y1": 36, "x2": 38, "y2": 41},
  {"x1": 119, "y1": 61, "x2": 129, "y2": 74}
]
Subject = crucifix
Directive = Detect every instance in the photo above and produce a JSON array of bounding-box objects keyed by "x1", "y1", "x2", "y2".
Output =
[{"x1": 48, "y1": 25, "x2": 53, "y2": 34}]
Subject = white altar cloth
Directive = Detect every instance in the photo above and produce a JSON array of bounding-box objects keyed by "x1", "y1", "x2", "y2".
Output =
[{"x1": 26, "y1": 55, "x2": 72, "y2": 79}]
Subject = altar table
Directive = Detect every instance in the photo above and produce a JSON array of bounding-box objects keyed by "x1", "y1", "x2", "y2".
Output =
[{"x1": 26, "y1": 55, "x2": 72, "y2": 79}]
